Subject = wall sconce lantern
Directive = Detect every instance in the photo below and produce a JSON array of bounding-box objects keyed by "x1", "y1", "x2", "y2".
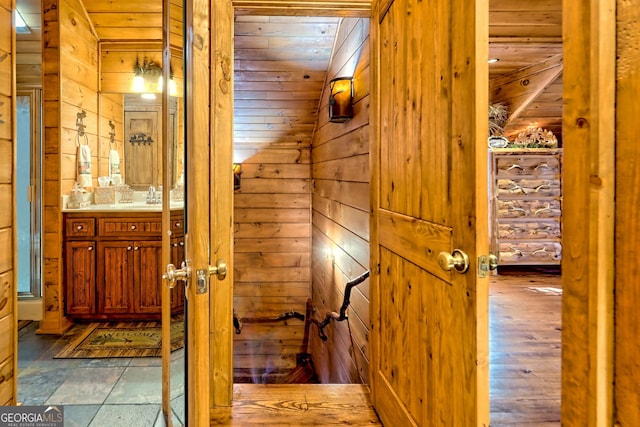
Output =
[
  {"x1": 328, "y1": 77, "x2": 353, "y2": 123},
  {"x1": 233, "y1": 163, "x2": 242, "y2": 191},
  {"x1": 132, "y1": 56, "x2": 177, "y2": 97}
]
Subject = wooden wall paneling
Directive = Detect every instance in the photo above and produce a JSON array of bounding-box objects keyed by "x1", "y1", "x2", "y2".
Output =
[
  {"x1": 39, "y1": 0, "x2": 97, "y2": 334},
  {"x1": 309, "y1": 17, "x2": 370, "y2": 384},
  {"x1": 0, "y1": 0, "x2": 15, "y2": 406},
  {"x1": 614, "y1": 0, "x2": 640, "y2": 424}
]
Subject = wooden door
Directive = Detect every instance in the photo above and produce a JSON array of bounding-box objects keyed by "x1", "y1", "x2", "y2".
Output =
[
  {"x1": 124, "y1": 110, "x2": 159, "y2": 190},
  {"x1": 370, "y1": 0, "x2": 489, "y2": 425},
  {"x1": 169, "y1": 0, "x2": 234, "y2": 424}
]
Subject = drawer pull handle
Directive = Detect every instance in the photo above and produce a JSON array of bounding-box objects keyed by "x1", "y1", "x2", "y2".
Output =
[
  {"x1": 508, "y1": 247, "x2": 523, "y2": 257},
  {"x1": 131, "y1": 225, "x2": 137, "y2": 230},
  {"x1": 534, "y1": 203, "x2": 552, "y2": 216},
  {"x1": 506, "y1": 164, "x2": 524, "y2": 171},
  {"x1": 531, "y1": 247, "x2": 548, "y2": 256},
  {"x1": 76, "y1": 225, "x2": 84, "y2": 231},
  {"x1": 508, "y1": 183, "x2": 525, "y2": 194},
  {"x1": 532, "y1": 226, "x2": 553, "y2": 235},
  {"x1": 534, "y1": 184, "x2": 551, "y2": 192},
  {"x1": 535, "y1": 163, "x2": 550, "y2": 170}
]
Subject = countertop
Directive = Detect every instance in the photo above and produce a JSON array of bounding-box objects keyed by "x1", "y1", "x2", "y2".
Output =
[{"x1": 62, "y1": 201, "x2": 184, "y2": 213}]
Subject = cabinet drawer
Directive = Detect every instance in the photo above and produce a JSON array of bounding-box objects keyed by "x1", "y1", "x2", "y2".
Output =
[
  {"x1": 171, "y1": 216, "x2": 184, "y2": 234},
  {"x1": 496, "y1": 199, "x2": 561, "y2": 218},
  {"x1": 495, "y1": 155, "x2": 560, "y2": 177},
  {"x1": 498, "y1": 242, "x2": 562, "y2": 264},
  {"x1": 98, "y1": 218, "x2": 162, "y2": 237},
  {"x1": 497, "y1": 221, "x2": 561, "y2": 240},
  {"x1": 496, "y1": 178, "x2": 561, "y2": 197},
  {"x1": 65, "y1": 218, "x2": 96, "y2": 237}
]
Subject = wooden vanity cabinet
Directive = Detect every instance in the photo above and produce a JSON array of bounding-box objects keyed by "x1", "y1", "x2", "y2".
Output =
[{"x1": 64, "y1": 211, "x2": 184, "y2": 320}]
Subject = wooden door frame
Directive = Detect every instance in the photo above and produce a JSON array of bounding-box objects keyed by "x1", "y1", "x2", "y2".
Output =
[
  {"x1": 561, "y1": 0, "x2": 616, "y2": 425},
  {"x1": 183, "y1": 1, "x2": 620, "y2": 426}
]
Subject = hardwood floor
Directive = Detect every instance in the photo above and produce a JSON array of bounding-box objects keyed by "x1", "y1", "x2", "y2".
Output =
[
  {"x1": 17, "y1": 272, "x2": 560, "y2": 426},
  {"x1": 207, "y1": 272, "x2": 561, "y2": 426},
  {"x1": 209, "y1": 384, "x2": 381, "y2": 426},
  {"x1": 490, "y1": 271, "x2": 562, "y2": 426}
]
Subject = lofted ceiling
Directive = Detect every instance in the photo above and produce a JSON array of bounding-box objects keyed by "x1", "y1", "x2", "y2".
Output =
[{"x1": 15, "y1": 0, "x2": 563, "y2": 144}]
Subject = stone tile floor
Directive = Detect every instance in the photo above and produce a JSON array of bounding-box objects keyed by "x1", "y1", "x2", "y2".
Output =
[{"x1": 17, "y1": 322, "x2": 185, "y2": 427}]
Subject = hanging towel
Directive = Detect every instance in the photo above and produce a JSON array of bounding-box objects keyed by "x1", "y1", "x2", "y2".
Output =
[
  {"x1": 109, "y1": 149, "x2": 122, "y2": 185},
  {"x1": 77, "y1": 143, "x2": 92, "y2": 188}
]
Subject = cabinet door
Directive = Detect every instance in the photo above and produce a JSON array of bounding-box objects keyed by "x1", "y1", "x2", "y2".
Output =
[
  {"x1": 65, "y1": 241, "x2": 96, "y2": 315},
  {"x1": 134, "y1": 239, "x2": 163, "y2": 313},
  {"x1": 98, "y1": 241, "x2": 134, "y2": 314}
]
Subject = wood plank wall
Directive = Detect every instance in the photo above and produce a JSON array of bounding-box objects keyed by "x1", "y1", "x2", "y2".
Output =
[
  {"x1": 40, "y1": 0, "x2": 98, "y2": 333},
  {"x1": 0, "y1": 0, "x2": 16, "y2": 405},
  {"x1": 232, "y1": 16, "x2": 319, "y2": 377},
  {"x1": 16, "y1": 6, "x2": 41, "y2": 89},
  {"x1": 615, "y1": 1, "x2": 640, "y2": 424},
  {"x1": 309, "y1": 18, "x2": 371, "y2": 384}
]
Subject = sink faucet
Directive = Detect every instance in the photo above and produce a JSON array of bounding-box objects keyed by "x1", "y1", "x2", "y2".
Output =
[{"x1": 146, "y1": 185, "x2": 162, "y2": 204}]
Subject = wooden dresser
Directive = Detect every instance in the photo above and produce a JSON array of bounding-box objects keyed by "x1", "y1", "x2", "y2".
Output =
[
  {"x1": 490, "y1": 148, "x2": 563, "y2": 266},
  {"x1": 63, "y1": 210, "x2": 185, "y2": 320}
]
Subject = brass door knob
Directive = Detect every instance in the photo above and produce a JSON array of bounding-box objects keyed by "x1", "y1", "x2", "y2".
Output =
[{"x1": 438, "y1": 249, "x2": 470, "y2": 273}]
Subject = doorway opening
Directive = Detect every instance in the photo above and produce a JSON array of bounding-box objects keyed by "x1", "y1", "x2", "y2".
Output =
[{"x1": 231, "y1": 13, "x2": 371, "y2": 386}]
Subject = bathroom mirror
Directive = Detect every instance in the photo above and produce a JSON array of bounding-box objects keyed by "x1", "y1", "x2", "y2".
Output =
[{"x1": 98, "y1": 44, "x2": 184, "y2": 191}]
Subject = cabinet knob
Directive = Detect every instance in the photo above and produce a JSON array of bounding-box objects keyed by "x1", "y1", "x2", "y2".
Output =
[
  {"x1": 179, "y1": 241, "x2": 184, "y2": 246},
  {"x1": 127, "y1": 246, "x2": 132, "y2": 251},
  {"x1": 134, "y1": 246, "x2": 140, "y2": 251},
  {"x1": 76, "y1": 225, "x2": 83, "y2": 231},
  {"x1": 88, "y1": 246, "x2": 93, "y2": 251},
  {"x1": 131, "y1": 225, "x2": 137, "y2": 230},
  {"x1": 174, "y1": 222, "x2": 181, "y2": 228}
]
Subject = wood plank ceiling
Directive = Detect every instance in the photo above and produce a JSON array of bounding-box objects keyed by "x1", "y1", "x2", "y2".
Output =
[{"x1": 15, "y1": 0, "x2": 563, "y2": 143}]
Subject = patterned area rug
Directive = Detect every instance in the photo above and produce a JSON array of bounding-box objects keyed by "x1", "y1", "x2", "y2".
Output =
[{"x1": 54, "y1": 317, "x2": 184, "y2": 358}]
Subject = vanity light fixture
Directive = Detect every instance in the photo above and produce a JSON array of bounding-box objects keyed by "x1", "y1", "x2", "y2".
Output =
[
  {"x1": 132, "y1": 56, "x2": 177, "y2": 97},
  {"x1": 328, "y1": 77, "x2": 353, "y2": 123}
]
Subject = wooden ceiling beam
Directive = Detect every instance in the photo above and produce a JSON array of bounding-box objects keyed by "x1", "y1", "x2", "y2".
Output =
[
  {"x1": 490, "y1": 53, "x2": 563, "y2": 126},
  {"x1": 232, "y1": 0, "x2": 371, "y2": 17}
]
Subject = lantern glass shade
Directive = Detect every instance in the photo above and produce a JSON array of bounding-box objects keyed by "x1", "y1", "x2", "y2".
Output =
[{"x1": 328, "y1": 77, "x2": 353, "y2": 123}]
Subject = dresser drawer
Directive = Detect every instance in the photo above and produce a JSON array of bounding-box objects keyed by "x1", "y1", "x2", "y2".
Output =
[
  {"x1": 498, "y1": 242, "x2": 562, "y2": 265},
  {"x1": 497, "y1": 221, "x2": 561, "y2": 240},
  {"x1": 496, "y1": 199, "x2": 561, "y2": 218},
  {"x1": 496, "y1": 178, "x2": 561, "y2": 197},
  {"x1": 65, "y1": 217, "x2": 95, "y2": 237},
  {"x1": 495, "y1": 155, "x2": 560, "y2": 177},
  {"x1": 98, "y1": 218, "x2": 162, "y2": 237}
]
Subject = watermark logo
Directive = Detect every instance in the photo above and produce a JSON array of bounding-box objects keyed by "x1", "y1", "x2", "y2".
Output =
[{"x1": 0, "y1": 406, "x2": 64, "y2": 427}]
